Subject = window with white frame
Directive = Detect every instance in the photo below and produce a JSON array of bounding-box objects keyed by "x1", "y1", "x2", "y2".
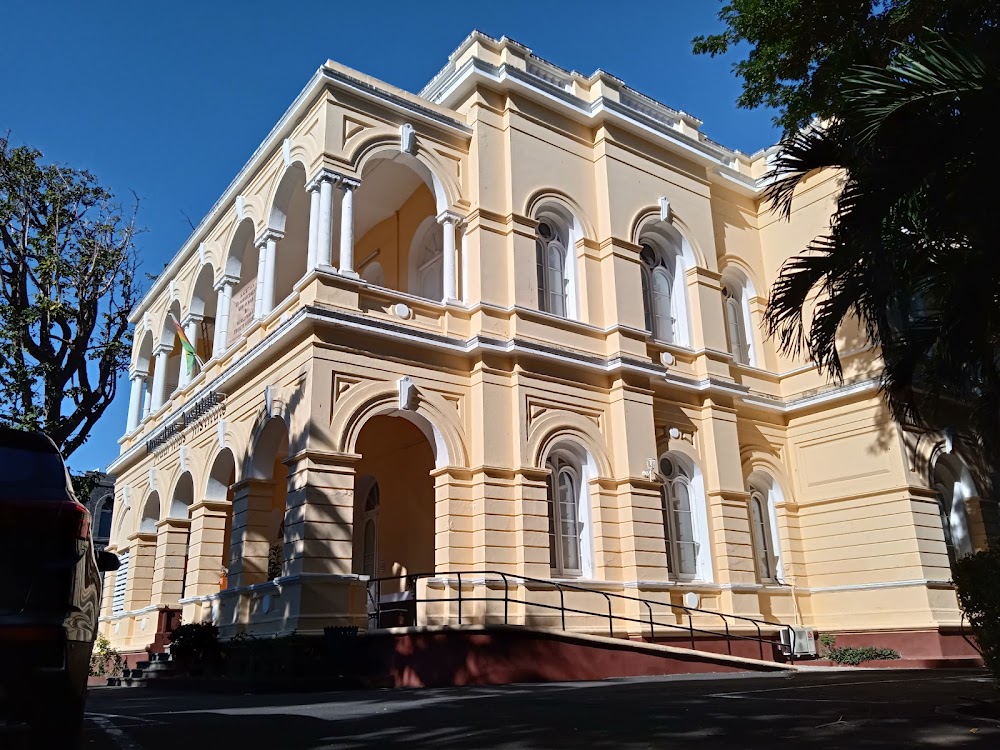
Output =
[
  {"x1": 659, "y1": 455, "x2": 698, "y2": 579},
  {"x1": 535, "y1": 219, "x2": 570, "y2": 317},
  {"x1": 111, "y1": 551, "x2": 129, "y2": 615},
  {"x1": 414, "y1": 234, "x2": 443, "y2": 301},
  {"x1": 639, "y1": 243, "x2": 676, "y2": 343},
  {"x1": 546, "y1": 450, "x2": 586, "y2": 577},
  {"x1": 932, "y1": 455, "x2": 975, "y2": 569},
  {"x1": 722, "y1": 282, "x2": 751, "y2": 365},
  {"x1": 94, "y1": 496, "x2": 114, "y2": 545},
  {"x1": 361, "y1": 480, "x2": 380, "y2": 579},
  {"x1": 749, "y1": 489, "x2": 778, "y2": 582}
]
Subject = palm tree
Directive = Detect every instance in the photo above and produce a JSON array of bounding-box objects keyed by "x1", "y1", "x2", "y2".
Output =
[{"x1": 764, "y1": 31, "x2": 1000, "y2": 462}]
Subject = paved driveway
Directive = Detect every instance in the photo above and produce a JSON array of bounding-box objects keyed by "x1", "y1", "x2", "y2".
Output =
[{"x1": 3, "y1": 669, "x2": 998, "y2": 748}]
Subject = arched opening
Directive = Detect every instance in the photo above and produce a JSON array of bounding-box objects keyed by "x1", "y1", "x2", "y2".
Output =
[
  {"x1": 94, "y1": 496, "x2": 114, "y2": 550},
  {"x1": 637, "y1": 221, "x2": 692, "y2": 346},
  {"x1": 533, "y1": 203, "x2": 582, "y2": 320},
  {"x1": 269, "y1": 163, "x2": 309, "y2": 305},
  {"x1": 206, "y1": 449, "x2": 236, "y2": 590},
  {"x1": 160, "y1": 300, "x2": 183, "y2": 396},
  {"x1": 353, "y1": 152, "x2": 441, "y2": 296},
  {"x1": 932, "y1": 453, "x2": 976, "y2": 569},
  {"x1": 720, "y1": 267, "x2": 757, "y2": 366},
  {"x1": 168, "y1": 472, "x2": 194, "y2": 600},
  {"x1": 247, "y1": 418, "x2": 289, "y2": 581},
  {"x1": 136, "y1": 331, "x2": 154, "y2": 421},
  {"x1": 746, "y1": 470, "x2": 786, "y2": 583},
  {"x1": 352, "y1": 414, "x2": 436, "y2": 608},
  {"x1": 543, "y1": 440, "x2": 595, "y2": 578},
  {"x1": 658, "y1": 452, "x2": 712, "y2": 582},
  {"x1": 189, "y1": 263, "x2": 218, "y2": 367},
  {"x1": 139, "y1": 491, "x2": 160, "y2": 533},
  {"x1": 224, "y1": 219, "x2": 257, "y2": 345}
]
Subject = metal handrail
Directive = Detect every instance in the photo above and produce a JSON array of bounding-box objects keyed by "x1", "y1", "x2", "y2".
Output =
[{"x1": 365, "y1": 569, "x2": 796, "y2": 664}]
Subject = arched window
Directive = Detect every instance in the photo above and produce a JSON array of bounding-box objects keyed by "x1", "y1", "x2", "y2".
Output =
[
  {"x1": 722, "y1": 282, "x2": 751, "y2": 365},
  {"x1": 414, "y1": 233, "x2": 443, "y2": 301},
  {"x1": 640, "y1": 243, "x2": 676, "y2": 342},
  {"x1": 360, "y1": 260, "x2": 385, "y2": 288},
  {"x1": 749, "y1": 490, "x2": 777, "y2": 582},
  {"x1": 536, "y1": 219, "x2": 569, "y2": 317},
  {"x1": 659, "y1": 455, "x2": 698, "y2": 579},
  {"x1": 932, "y1": 455, "x2": 975, "y2": 569},
  {"x1": 95, "y1": 497, "x2": 114, "y2": 544},
  {"x1": 546, "y1": 450, "x2": 586, "y2": 577},
  {"x1": 361, "y1": 480, "x2": 380, "y2": 579}
]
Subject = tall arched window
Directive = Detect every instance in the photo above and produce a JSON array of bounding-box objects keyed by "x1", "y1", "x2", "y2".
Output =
[
  {"x1": 749, "y1": 489, "x2": 777, "y2": 582},
  {"x1": 722, "y1": 282, "x2": 751, "y2": 365},
  {"x1": 94, "y1": 497, "x2": 114, "y2": 545},
  {"x1": 932, "y1": 455, "x2": 975, "y2": 569},
  {"x1": 640, "y1": 243, "x2": 676, "y2": 342},
  {"x1": 546, "y1": 450, "x2": 586, "y2": 577},
  {"x1": 361, "y1": 480, "x2": 380, "y2": 579},
  {"x1": 536, "y1": 219, "x2": 569, "y2": 317},
  {"x1": 408, "y1": 218, "x2": 444, "y2": 301},
  {"x1": 660, "y1": 455, "x2": 698, "y2": 579}
]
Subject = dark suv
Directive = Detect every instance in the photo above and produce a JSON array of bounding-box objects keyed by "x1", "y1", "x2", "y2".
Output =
[{"x1": 0, "y1": 427, "x2": 119, "y2": 746}]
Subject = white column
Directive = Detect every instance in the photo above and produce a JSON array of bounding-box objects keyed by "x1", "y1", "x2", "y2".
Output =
[
  {"x1": 142, "y1": 378, "x2": 153, "y2": 419},
  {"x1": 261, "y1": 231, "x2": 280, "y2": 314},
  {"x1": 126, "y1": 371, "x2": 146, "y2": 432},
  {"x1": 212, "y1": 277, "x2": 235, "y2": 357},
  {"x1": 317, "y1": 176, "x2": 335, "y2": 269},
  {"x1": 306, "y1": 182, "x2": 321, "y2": 271},
  {"x1": 438, "y1": 211, "x2": 460, "y2": 303},
  {"x1": 338, "y1": 178, "x2": 359, "y2": 276},
  {"x1": 150, "y1": 345, "x2": 170, "y2": 412},
  {"x1": 253, "y1": 240, "x2": 267, "y2": 320},
  {"x1": 177, "y1": 314, "x2": 201, "y2": 388},
  {"x1": 460, "y1": 221, "x2": 469, "y2": 304}
]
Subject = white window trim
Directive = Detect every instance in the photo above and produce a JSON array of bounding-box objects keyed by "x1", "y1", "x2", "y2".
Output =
[
  {"x1": 660, "y1": 453, "x2": 712, "y2": 583},
  {"x1": 546, "y1": 447, "x2": 594, "y2": 579}
]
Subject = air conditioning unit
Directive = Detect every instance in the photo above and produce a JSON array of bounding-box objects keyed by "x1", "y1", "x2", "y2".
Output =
[{"x1": 779, "y1": 627, "x2": 817, "y2": 657}]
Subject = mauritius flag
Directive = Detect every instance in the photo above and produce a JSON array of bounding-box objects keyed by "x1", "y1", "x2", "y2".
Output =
[{"x1": 170, "y1": 313, "x2": 203, "y2": 377}]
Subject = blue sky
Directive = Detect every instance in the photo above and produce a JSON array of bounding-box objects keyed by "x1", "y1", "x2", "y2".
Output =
[{"x1": 1, "y1": 1, "x2": 778, "y2": 474}]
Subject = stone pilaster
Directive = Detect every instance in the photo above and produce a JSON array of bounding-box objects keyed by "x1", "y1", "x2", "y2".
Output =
[
  {"x1": 150, "y1": 517, "x2": 191, "y2": 606},
  {"x1": 229, "y1": 479, "x2": 276, "y2": 588},
  {"x1": 185, "y1": 499, "x2": 232, "y2": 596},
  {"x1": 123, "y1": 532, "x2": 157, "y2": 612},
  {"x1": 282, "y1": 451, "x2": 357, "y2": 577},
  {"x1": 99, "y1": 545, "x2": 119, "y2": 618}
]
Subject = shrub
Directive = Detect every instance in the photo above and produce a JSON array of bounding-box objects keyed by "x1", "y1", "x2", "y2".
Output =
[
  {"x1": 168, "y1": 622, "x2": 223, "y2": 675},
  {"x1": 826, "y1": 646, "x2": 901, "y2": 665},
  {"x1": 952, "y1": 547, "x2": 1000, "y2": 686},
  {"x1": 89, "y1": 634, "x2": 124, "y2": 677}
]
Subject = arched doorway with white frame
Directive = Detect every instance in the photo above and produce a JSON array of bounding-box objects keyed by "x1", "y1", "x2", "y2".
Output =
[
  {"x1": 657, "y1": 451, "x2": 713, "y2": 582},
  {"x1": 930, "y1": 452, "x2": 977, "y2": 570}
]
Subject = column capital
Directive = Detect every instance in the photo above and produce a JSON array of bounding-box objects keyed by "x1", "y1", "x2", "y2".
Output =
[
  {"x1": 180, "y1": 312, "x2": 203, "y2": 327},
  {"x1": 437, "y1": 209, "x2": 463, "y2": 225},
  {"x1": 156, "y1": 517, "x2": 192, "y2": 531},
  {"x1": 214, "y1": 273, "x2": 240, "y2": 291},
  {"x1": 126, "y1": 531, "x2": 158, "y2": 546},
  {"x1": 153, "y1": 343, "x2": 173, "y2": 357},
  {"x1": 255, "y1": 228, "x2": 284, "y2": 248},
  {"x1": 129, "y1": 367, "x2": 149, "y2": 380},
  {"x1": 338, "y1": 175, "x2": 361, "y2": 192},
  {"x1": 306, "y1": 167, "x2": 340, "y2": 191}
]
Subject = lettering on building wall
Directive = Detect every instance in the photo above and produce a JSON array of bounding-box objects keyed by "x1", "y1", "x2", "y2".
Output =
[
  {"x1": 229, "y1": 282, "x2": 256, "y2": 338},
  {"x1": 146, "y1": 390, "x2": 226, "y2": 455}
]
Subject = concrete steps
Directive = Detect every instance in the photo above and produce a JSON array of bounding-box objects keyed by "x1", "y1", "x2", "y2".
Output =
[{"x1": 106, "y1": 651, "x2": 178, "y2": 688}]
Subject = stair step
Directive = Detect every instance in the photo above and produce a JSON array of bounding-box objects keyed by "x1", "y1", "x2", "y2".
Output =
[{"x1": 135, "y1": 660, "x2": 151, "y2": 670}]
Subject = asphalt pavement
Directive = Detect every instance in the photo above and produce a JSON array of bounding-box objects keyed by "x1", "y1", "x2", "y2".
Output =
[{"x1": 3, "y1": 669, "x2": 998, "y2": 748}]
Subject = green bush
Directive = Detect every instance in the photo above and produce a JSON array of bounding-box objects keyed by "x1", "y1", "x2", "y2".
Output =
[
  {"x1": 826, "y1": 646, "x2": 901, "y2": 665},
  {"x1": 168, "y1": 622, "x2": 223, "y2": 675},
  {"x1": 952, "y1": 547, "x2": 1000, "y2": 685},
  {"x1": 89, "y1": 635, "x2": 124, "y2": 677}
]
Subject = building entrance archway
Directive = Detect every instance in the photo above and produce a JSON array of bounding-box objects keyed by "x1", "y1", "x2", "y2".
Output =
[{"x1": 352, "y1": 415, "x2": 436, "y2": 623}]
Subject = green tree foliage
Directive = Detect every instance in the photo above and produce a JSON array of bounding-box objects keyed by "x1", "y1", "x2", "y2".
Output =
[
  {"x1": 762, "y1": 32, "x2": 1000, "y2": 457},
  {"x1": 693, "y1": 1, "x2": 1000, "y2": 135},
  {"x1": 0, "y1": 135, "x2": 140, "y2": 457},
  {"x1": 953, "y1": 548, "x2": 1000, "y2": 685}
]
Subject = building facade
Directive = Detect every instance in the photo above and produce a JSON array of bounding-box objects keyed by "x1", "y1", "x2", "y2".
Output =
[{"x1": 100, "y1": 32, "x2": 996, "y2": 659}]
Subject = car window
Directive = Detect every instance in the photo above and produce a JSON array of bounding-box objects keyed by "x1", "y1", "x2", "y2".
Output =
[{"x1": 0, "y1": 445, "x2": 68, "y2": 490}]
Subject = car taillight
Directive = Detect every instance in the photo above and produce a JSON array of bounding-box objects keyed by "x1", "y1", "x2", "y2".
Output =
[{"x1": 63, "y1": 501, "x2": 91, "y2": 541}]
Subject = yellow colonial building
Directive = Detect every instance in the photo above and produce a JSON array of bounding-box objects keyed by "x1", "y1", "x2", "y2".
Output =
[{"x1": 100, "y1": 32, "x2": 995, "y2": 667}]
